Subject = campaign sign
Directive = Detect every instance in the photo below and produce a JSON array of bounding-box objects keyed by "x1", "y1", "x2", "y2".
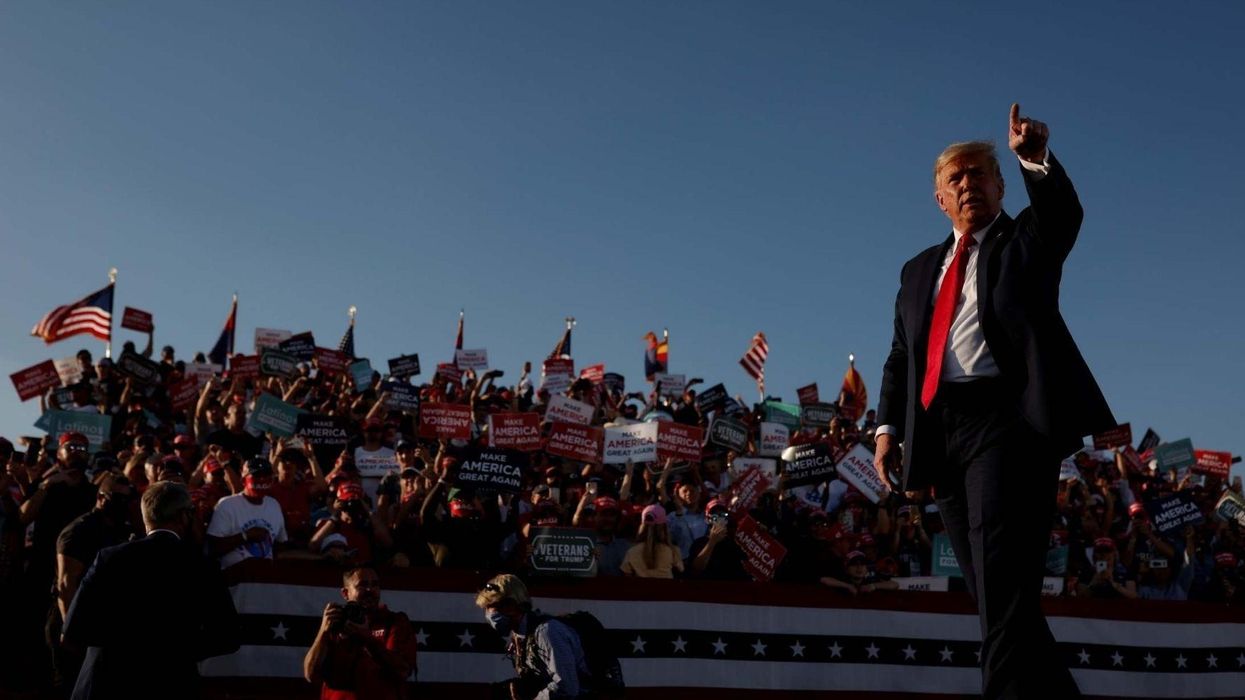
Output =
[
  {"x1": 835, "y1": 443, "x2": 890, "y2": 504},
  {"x1": 185, "y1": 362, "x2": 217, "y2": 388},
  {"x1": 254, "y1": 328, "x2": 293, "y2": 353},
  {"x1": 1192, "y1": 450, "x2": 1232, "y2": 479},
  {"x1": 1045, "y1": 544, "x2": 1070, "y2": 576},
  {"x1": 602, "y1": 372, "x2": 625, "y2": 395},
  {"x1": 796, "y1": 383, "x2": 820, "y2": 406},
  {"x1": 454, "y1": 348, "x2": 489, "y2": 371},
  {"x1": 722, "y1": 397, "x2": 746, "y2": 416},
  {"x1": 800, "y1": 402, "x2": 838, "y2": 428},
  {"x1": 733, "y1": 457, "x2": 777, "y2": 478},
  {"x1": 349, "y1": 360, "x2": 374, "y2": 392},
  {"x1": 169, "y1": 377, "x2": 201, "y2": 411},
  {"x1": 418, "y1": 403, "x2": 473, "y2": 440},
  {"x1": 893, "y1": 577, "x2": 951, "y2": 592},
  {"x1": 546, "y1": 423, "x2": 604, "y2": 463},
  {"x1": 52, "y1": 386, "x2": 76, "y2": 408},
  {"x1": 654, "y1": 373, "x2": 686, "y2": 397},
  {"x1": 1138, "y1": 428, "x2": 1162, "y2": 454},
  {"x1": 758, "y1": 422, "x2": 789, "y2": 457},
  {"x1": 1154, "y1": 438, "x2": 1196, "y2": 472},
  {"x1": 11, "y1": 360, "x2": 60, "y2": 401},
  {"x1": 116, "y1": 351, "x2": 162, "y2": 385},
  {"x1": 780, "y1": 442, "x2": 837, "y2": 489},
  {"x1": 295, "y1": 413, "x2": 352, "y2": 455},
  {"x1": 1092, "y1": 423, "x2": 1133, "y2": 450},
  {"x1": 260, "y1": 349, "x2": 299, "y2": 379},
  {"x1": 1213, "y1": 491, "x2": 1245, "y2": 528},
  {"x1": 545, "y1": 395, "x2": 594, "y2": 425},
  {"x1": 120, "y1": 306, "x2": 154, "y2": 333},
  {"x1": 38, "y1": 410, "x2": 112, "y2": 450},
  {"x1": 656, "y1": 422, "x2": 704, "y2": 463},
  {"x1": 695, "y1": 383, "x2": 728, "y2": 414},
  {"x1": 708, "y1": 417, "x2": 748, "y2": 452},
  {"x1": 542, "y1": 358, "x2": 574, "y2": 378},
  {"x1": 230, "y1": 354, "x2": 260, "y2": 381},
  {"x1": 247, "y1": 393, "x2": 302, "y2": 437},
  {"x1": 932, "y1": 533, "x2": 963, "y2": 577},
  {"x1": 1145, "y1": 492, "x2": 1205, "y2": 535},
  {"x1": 730, "y1": 466, "x2": 772, "y2": 513},
  {"x1": 380, "y1": 381, "x2": 421, "y2": 413},
  {"x1": 314, "y1": 348, "x2": 350, "y2": 376},
  {"x1": 762, "y1": 401, "x2": 801, "y2": 432},
  {"x1": 454, "y1": 447, "x2": 528, "y2": 493},
  {"x1": 530, "y1": 528, "x2": 598, "y2": 577},
  {"x1": 488, "y1": 413, "x2": 543, "y2": 451},
  {"x1": 387, "y1": 354, "x2": 421, "y2": 379},
  {"x1": 579, "y1": 364, "x2": 605, "y2": 384},
  {"x1": 734, "y1": 515, "x2": 787, "y2": 582},
  {"x1": 602, "y1": 422, "x2": 658, "y2": 464},
  {"x1": 55, "y1": 357, "x2": 83, "y2": 387},
  {"x1": 275, "y1": 333, "x2": 315, "y2": 362},
  {"x1": 540, "y1": 372, "x2": 572, "y2": 395},
  {"x1": 436, "y1": 363, "x2": 463, "y2": 383}
]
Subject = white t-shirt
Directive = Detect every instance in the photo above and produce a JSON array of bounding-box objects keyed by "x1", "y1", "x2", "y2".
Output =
[
  {"x1": 207, "y1": 493, "x2": 288, "y2": 569},
  {"x1": 354, "y1": 445, "x2": 397, "y2": 502}
]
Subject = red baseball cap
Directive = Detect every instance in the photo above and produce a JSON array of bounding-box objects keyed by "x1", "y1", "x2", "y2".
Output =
[
  {"x1": 1094, "y1": 537, "x2": 1116, "y2": 551},
  {"x1": 336, "y1": 482, "x2": 365, "y2": 502},
  {"x1": 449, "y1": 499, "x2": 477, "y2": 518},
  {"x1": 202, "y1": 458, "x2": 223, "y2": 474},
  {"x1": 593, "y1": 496, "x2": 620, "y2": 513},
  {"x1": 704, "y1": 498, "x2": 728, "y2": 515},
  {"x1": 1214, "y1": 552, "x2": 1238, "y2": 569},
  {"x1": 1128, "y1": 502, "x2": 1147, "y2": 518},
  {"x1": 173, "y1": 434, "x2": 195, "y2": 447},
  {"x1": 59, "y1": 432, "x2": 89, "y2": 446}
]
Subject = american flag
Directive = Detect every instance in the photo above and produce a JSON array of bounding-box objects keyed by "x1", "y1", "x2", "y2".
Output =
[
  {"x1": 739, "y1": 331, "x2": 768, "y2": 391},
  {"x1": 30, "y1": 283, "x2": 114, "y2": 344},
  {"x1": 548, "y1": 318, "x2": 574, "y2": 360},
  {"x1": 339, "y1": 306, "x2": 356, "y2": 359}
]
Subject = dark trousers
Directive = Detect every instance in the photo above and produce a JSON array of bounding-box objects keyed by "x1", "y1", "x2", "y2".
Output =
[{"x1": 927, "y1": 379, "x2": 1080, "y2": 700}]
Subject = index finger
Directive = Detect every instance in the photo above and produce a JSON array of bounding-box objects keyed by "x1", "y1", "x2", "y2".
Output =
[{"x1": 1009, "y1": 103, "x2": 1021, "y2": 126}]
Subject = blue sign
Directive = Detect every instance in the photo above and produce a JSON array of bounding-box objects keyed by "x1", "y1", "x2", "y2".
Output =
[
  {"x1": 246, "y1": 393, "x2": 303, "y2": 437},
  {"x1": 931, "y1": 533, "x2": 962, "y2": 578},
  {"x1": 350, "y1": 359, "x2": 374, "y2": 393},
  {"x1": 37, "y1": 410, "x2": 113, "y2": 450}
]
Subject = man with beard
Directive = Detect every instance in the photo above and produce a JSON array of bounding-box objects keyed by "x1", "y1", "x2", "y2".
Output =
[
  {"x1": 206, "y1": 458, "x2": 288, "y2": 568},
  {"x1": 61, "y1": 481, "x2": 240, "y2": 699}
]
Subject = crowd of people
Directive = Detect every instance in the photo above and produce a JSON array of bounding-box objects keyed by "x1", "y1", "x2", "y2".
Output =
[{"x1": 1, "y1": 339, "x2": 1242, "y2": 694}]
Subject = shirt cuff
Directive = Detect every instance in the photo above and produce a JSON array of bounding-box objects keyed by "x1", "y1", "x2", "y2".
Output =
[
  {"x1": 1017, "y1": 151, "x2": 1051, "y2": 180},
  {"x1": 876, "y1": 424, "x2": 898, "y2": 437}
]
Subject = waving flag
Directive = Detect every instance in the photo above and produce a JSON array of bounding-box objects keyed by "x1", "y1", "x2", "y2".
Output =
[
  {"x1": 739, "y1": 332, "x2": 768, "y2": 393},
  {"x1": 208, "y1": 295, "x2": 237, "y2": 367},
  {"x1": 644, "y1": 330, "x2": 668, "y2": 381},
  {"x1": 31, "y1": 283, "x2": 114, "y2": 345},
  {"x1": 549, "y1": 317, "x2": 575, "y2": 360},
  {"x1": 339, "y1": 306, "x2": 357, "y2": 359},
  {"x1": 838, "y1": 354, "x2": 868, "y2": 421}
]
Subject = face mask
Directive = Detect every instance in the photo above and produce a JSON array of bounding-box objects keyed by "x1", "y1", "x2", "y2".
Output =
[{"x1": 486, "y1": 611, "x2": 514, "y2": 637}]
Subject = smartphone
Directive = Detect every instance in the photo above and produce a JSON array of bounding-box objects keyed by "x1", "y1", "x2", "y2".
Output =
[
  {"x1": 1095, "y1": 560, "x2": 1108, "y2": 573},
  {"x1": 586, "y1": 482, "x2": 598, "y2": 496}
]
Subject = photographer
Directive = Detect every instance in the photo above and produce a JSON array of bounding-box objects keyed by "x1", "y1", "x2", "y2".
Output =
[{"x1": 304, "y1": 567, "x2": 418, "y2": 700}]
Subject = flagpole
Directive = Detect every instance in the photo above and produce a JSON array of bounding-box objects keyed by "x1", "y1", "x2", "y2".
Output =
[
  {"x1": 349, "y1": 305, "x2": 357, "y2": 326},
  {"x1": 106, "y1": 268, "x2": 117, "y2": 358}
]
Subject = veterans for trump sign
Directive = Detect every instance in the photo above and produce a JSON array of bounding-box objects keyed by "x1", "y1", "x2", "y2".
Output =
[
  {"x1": 546, "y1": 423, "x2": 604, "y2": 463},
  {"x1": 260, "y1": 350, "x2": 299, "y2": 379},
  {"x1": 708, "y1": 417, "x2": 748, "y2": 452},
  {"x1": 529, "y1": 528, "x2": 598, "y2": 576},
  {"x1": 800, "y1": 402, "x2": 837, "y2": 428},
  {"x1": 781, "y1": 442, "x2": 837, "y2": 489},
  {"x1": 11, "y1": 360, "x2": 60, "y2": 401},
  {"x1": 454, "y1": 447, "x2": 528, "y2": 493},
  {"x1": 488, "y1": 413, "x2": 542, "y2": 451},
  {"x1": 603, "y1": 422, "x2": 658, "y2": 465},
  {"x1": 418, "y1": 403, "x2": 473, "y2": 441}
]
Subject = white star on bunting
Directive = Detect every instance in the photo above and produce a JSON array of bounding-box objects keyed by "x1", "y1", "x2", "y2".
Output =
[
  {"x1": 751, "y1": 639, "x2": 767, "y2": 657},
  {"x1": 939, "y1": 646, "x2": 953, "y2": 663},
  {"x1": 630, "y1": 636, "x2": 646, "y2": 654},
  {"x1": 712, "y1": 637, "x2": 728, "y2": 655},
  {"x1": 1175, "y1": 654, "x2": 1188, "y2": 669},
  {"x1": 1077, "y1": 649, "x2": 1091, "y2": 665},
  {"x1": 1206, "y1": 653, "x2": 1217, "y2": 669},
  {"x1": 1236, "y1": 652, "x2": 1245, "y2": 668},
  {"x1": 790, "y1": 641, "x2": 805, "y2": 658},
  {"x1": 828, "y1": 641, "x2": 843, "y2": 658},
  {"x1": 415, "y1": 629, "x2": 429, "y2": 646},
  {"x1": 865, "y1": 642, "x2": 880, "y2": 659},
  {"x1": 270, "y1": 621, "x2": 288, "y2": 640},
  {"x1": 902, "y1": 644, "x2": 917, "y2": 661},
  {"x1": 1111, "y1": 651, "x2": 1124, "y2": 667},
  {"x1": 1143, "y1": 652, "x2": 1157, "y2": 668},
  {"x1": 671, "y1": 636, "x2": 687, "y2": 654},
  {"x1": 457, "y1": 629, "x2": 475, "y2": 648},
  {"x1": 975, "y1": 647, "x2": 982, "y2": 663}
]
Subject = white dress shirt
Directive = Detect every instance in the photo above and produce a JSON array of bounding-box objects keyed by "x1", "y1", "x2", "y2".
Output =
[{"x1": 878, "y1": 154, "x2": 1050, "y2": 438}]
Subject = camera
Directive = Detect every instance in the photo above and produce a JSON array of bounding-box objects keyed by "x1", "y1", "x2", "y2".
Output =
[
  {"x1": 330, "y1": 601, "x2": 367, "y2": 632},
  {"x1": 1095, "y1": 560, "x2": 1108, "y2": 573}
]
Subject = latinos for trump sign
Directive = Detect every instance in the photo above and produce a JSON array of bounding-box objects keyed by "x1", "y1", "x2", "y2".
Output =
[
  {"x1": 388, "y1": 354, "x2": 421, "y2": 379},
  {"x1": 708, "y1": 417, "x2": 748, "y2": 452},
  {"x1": 1145, "y1": 492, "x2": 1205, "y2": 536},
  {"x1": 733, "y1": 514, "x2": 787, "y2": 582},
  {"x1": 758, "y1": 422, "x2": 789, "y2": 457},
  {"x1": 656, "y1": 422, "x2": 704, "y2": 463},
  {"x1": 349, "y1": 359, "x2": 374, "y2": 392},
  {"x1": 488, "y1": 413, "x2": 542, "y2": 451},
  {"x1": 546, "y1": 423, "x2": 604, "y2": 463},
  {"x1": 603, "y1": 422, "x2": 658, "y2": 465},
  {"x1": 11, "y1": 360, "x2": 60, "y2": 401},
  {"x1": 544, "y1": 395, "x2": 594, "y2": 425},
  {"x1": 418, "y1": 403, "x2": 473, "y2": 441},
  {"x1": 247, "y1": 394, "x2": 302, "y2": 437},
  {"x1": 38, "y1": 410, "x2": 112, "y2": 450},
  {"x1": 529, "y1": 528, "x2": 598, "y2": 576},
  {"x1": 836, "y1": 443, "x2": 890, "y2": 504},
  {"x1": 1192, "y1": 450, "x2": 1232, "y2": 479},
  {"x1": 932, "y1": 533, "x2": 963, "y2": 577},
  {"x1": 454, "y1": 447, "x2": 528, "y2": 493},
  {"x1": 781, "y1": 442, "x2": 837, "y2": 489},
  {"x1": 1154, "y1": 439, "x2": 1196, "y2": 472},
  {"x1": 120, "y1": 307, "x2": 154, "y2": 333}
]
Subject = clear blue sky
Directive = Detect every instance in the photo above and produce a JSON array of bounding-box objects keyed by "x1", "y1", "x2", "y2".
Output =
[{"x1": 2, "y1": 3, "x2": 1242, "y2": 476}]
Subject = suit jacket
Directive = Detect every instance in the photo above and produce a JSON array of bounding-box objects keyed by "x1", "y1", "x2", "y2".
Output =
[
  {"x1": 877, "y1": 155, "x2": 1115, "y2": 490},
  {"x1": 61, "y1": 530, "x2": 240, "y2": 700}
]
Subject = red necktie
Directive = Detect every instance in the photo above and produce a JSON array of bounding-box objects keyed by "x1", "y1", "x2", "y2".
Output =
[{"x1": 921, "y1": 234, "x2": 976, "y2": 409}]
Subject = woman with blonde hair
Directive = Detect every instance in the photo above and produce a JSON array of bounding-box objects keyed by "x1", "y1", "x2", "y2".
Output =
[{"x1": 621, "y1": 504, "x2": 684, "y2": 578}]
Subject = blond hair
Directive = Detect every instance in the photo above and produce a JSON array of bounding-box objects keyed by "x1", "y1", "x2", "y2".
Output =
[
  {"x1": 475, "y1": 573, "x2": 531, "y2": 610},
  {"x1": 933, "y1": 141, "x2": 1002, "y2": 186}
]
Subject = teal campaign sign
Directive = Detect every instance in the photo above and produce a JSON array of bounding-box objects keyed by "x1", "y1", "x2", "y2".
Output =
[
  {"x1": 349, "y1": 359, "x2": 374, "y2": 393},
  {"x1": 762, "y1": 401, "x2": 802, "y2": 432},
  {"x1": 1045, "y1": 544, "x2": 1069, "y2": 576},
  {"x1": 1154, "y1": 438, "x2": 1196, "y2": 472},
  {"x1": 932, "y1": 533, "x2": 963, "y2": 578},
  {"x1": 246, "y1": 393, "x2": 303, "y2": 437},
  {"x1": 37, "y1": 410, "x2": 113, "y2": 450}
]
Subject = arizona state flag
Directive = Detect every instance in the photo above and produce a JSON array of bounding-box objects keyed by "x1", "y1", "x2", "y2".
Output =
[
  {"x1": 644, "y1": 330, "x2": 668, "y2": 381},
  {"x1": 838, "y1": 356, "x2": 868, "y2": 422},
  {"x1": 207, "y1": 295, "x2": 237, "y2": 367}
]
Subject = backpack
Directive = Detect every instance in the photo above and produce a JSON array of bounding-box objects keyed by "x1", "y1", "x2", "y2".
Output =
[{"x1": 529, "y1": 611, "x2": 625, "y2": 698}]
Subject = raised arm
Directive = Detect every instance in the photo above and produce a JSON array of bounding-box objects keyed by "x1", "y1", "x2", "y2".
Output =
[{"x1": 1010, "y1": 103, "x2": 1083, "y2": 262}]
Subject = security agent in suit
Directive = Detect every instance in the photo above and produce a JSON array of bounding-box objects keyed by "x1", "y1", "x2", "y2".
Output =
[
  {"x1": 61, "y1": 481, "x2": 241, "y2": 700},
  {"x1": 874, "y1": 105, "x2": 1115, "y2": 700}
]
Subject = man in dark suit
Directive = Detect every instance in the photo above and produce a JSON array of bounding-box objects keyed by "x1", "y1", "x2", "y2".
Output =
[
  {"x1": 874, "y1": 104, "x2": 1115, "y2": 699},
  {"x1": 61, "y1": 481, "x2": 240, "y2": 700}
]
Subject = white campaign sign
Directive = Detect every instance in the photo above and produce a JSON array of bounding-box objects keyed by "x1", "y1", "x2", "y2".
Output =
[
  {"x1": 545, "y1": 395, "x2": 594, "y2": 425},
  {"x1": 758, "y1": 422, "x2": 789, "y2": 457},
  {"x1": 603, "y1": 422, "x2": 659, "y2": 464},
  {"x1": 654, "y1": 373, "x2": 686, "y2": 397},
  {"x1": 893, "y1": 576, "x2": 951, "y2": 592},
  {"x1": 454, "y1": 348, "x2": 489, "y2": 371},
  {"x1": 54, "y1": 357, "x2": 82, "y2": 386},
  {"x1": 186, "y1": 362, "x2": 217, "y2": 387},
  {"x1": 836, "y1": 443, "x2": 891, "y2": 504},
  {"x1": 254, "y1": 328, "x2": 292, "y2": 352},
  {"x1": 733, "y1": 457, "x2": 778, "y2": 479},
  {"x1": 541, "y1": 372, "x2": 573, "y2": 395}
]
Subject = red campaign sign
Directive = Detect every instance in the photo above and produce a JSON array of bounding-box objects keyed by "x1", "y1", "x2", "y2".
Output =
[
  {"x1": 545, "y1": 422, "x2": 604, "y2": 463},
  {"x1": 1121, "y1": 445, "x2": 1146, "y2": 475},
  {"x1": 169, "y1": 377, "x2": 201, "y2": 410},
  {"x1": 418, "y1": 403, "x2": 473, "y2": 440},
  {"x1": 733, "y1": 514, "x2": 788, "y2": 582},
  {"x1": 1193, "y1": 450, "x2": 1232, "y2": 479},
  {"x1": 230, "y1": 354, "x2": 260, "y2": 380},
  {"x1": 729, "y1": 466, "x2": 772, "y2": 514},
  {"x1": 10, "y1": 360, "x2": 61, "y2": 401},
  {"x1": 436, "y1": 363, "x2": 463, "y2": 383},
  {"x1": 314, "y1": 347, "x2": 350, "y2": 376},
  {"x1": 1093, "y1": 423, "x2": 1133, "y2": 450},
  {"x1": 656, "y1": 422, "x2": 705, "y2": 463},
  {"x1": 120, "y1": 307, "x2": 154, "y2": 333},
  {"x1": 543, "y1": 358, "x2": 574, "y2": 376},
  {"x1": 579, "y1": 364, "x2": 605, "y2": 384},
  {"x1": 796, "y1": 383, "x2": 820, "y2": 406},
  {"x1": 489, "y1": 413, "x2": 543, "y2": 451}
]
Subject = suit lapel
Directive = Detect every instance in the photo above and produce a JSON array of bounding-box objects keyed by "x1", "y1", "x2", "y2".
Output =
[
  {"x1": 975, "y1": 212, "x2": 1013, "y2": 327},
  {"x1": 907, "y1": 236, "x2": 953, "y2": 345}
]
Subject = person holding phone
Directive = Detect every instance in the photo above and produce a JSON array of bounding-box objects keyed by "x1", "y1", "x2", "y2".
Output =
[
  {"x1": 1079, "y1": 537, "x2": 1136, "y2": 599},
  {"x1": 689, "y1": 499, "x2": 748, "y2": 580}
]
